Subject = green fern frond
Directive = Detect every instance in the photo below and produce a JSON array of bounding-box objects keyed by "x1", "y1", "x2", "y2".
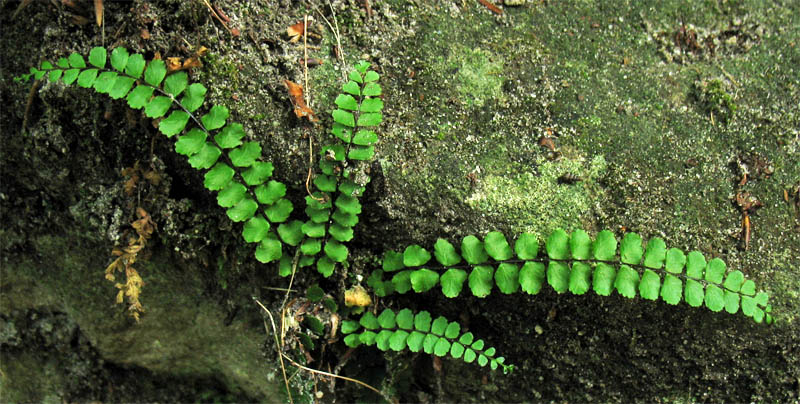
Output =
[
  {"x1": 22, "y1": 46, "x2": 292, "y2": 265},
  {"x1": 288, "y1": 61, "x2": 383, "y2": 277},
  {"x1": 342, "y1": 309, "x2": 513, "y2": 373},
  {"x1": 370, "y1": 229, "x2": 773, "y2": 324}
]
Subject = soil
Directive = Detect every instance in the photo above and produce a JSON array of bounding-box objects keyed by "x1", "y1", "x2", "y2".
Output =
[{"x1": 1, "y1": 0, "x2": 798, "y2": 402}]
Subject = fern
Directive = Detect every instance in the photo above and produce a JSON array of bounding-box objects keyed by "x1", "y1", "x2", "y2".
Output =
[
  {"x1": 369, "y1": 229, "x2": 773, "y2": 323},
  {"x1": 19, "y1": 47, "x2": 773, "y2": 377},
  {"x1": 341, "y1": 309, "x2": 513, "y2": 373},
  {"x1": 20, "y1": 48, "x2": 383, "y2": 277}
]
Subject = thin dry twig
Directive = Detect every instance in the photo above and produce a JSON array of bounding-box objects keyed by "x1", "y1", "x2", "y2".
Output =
[
  {"x1": 303, "y1": 14, "x2": 310, "y2": 108},
  {"x1": 281, "y1": 248, "x2": 302, "y2": 310},
  {"x1": 305, "y1": 135, "x2": 324, "y2": 201},
  {"x1": 256, "y1": 300, "x2": 294, "y2": 404},
  {"x1": 201, "y1": 0, "x2": 233, "y2": 35},
  {"x1": 12, "y1": 0, "x2": 34, "y2": 19},
  {"x1": 310, "y1": 1, "x2": 346, "y2": 79},
  {"x1": 478, "y1": 0, "x2": 503, "y2": 15},
  {"x1": 363, "y1": 0, "x2": 373, "y2": 19},
  {"x1": 22, "y1": 79, "x2": 42, "y2": 134},
  {"x1": 256, "y1": 299, "x2": 385, "y2": 398}
]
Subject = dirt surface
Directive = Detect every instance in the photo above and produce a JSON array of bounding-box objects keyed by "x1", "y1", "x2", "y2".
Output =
[{"x1": 1, "y1": 0, "x2": 798, "y2": 402}]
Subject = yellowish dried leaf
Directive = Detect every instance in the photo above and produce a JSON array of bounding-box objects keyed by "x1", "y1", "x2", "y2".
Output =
[
  {"x1": 166, "y1": 57, "x2": 182, "y2": 72},
  {"x1": 344, "y1": 285, "x2": 372, "y2": 307},
  {"x1": 94, "y1": 0, "x2": 103, "y2": 27}
]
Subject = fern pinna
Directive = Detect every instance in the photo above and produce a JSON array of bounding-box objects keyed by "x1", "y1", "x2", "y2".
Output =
[{"x1": 20, "y1": 47, "x2": 772, "y2": 376}]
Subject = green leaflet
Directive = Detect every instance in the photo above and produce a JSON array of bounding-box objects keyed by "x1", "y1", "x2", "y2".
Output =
[
  {"x1": 391, "y1": 270, "x2": 412, "y2": 294},
  {"x1": 109, "y1": 77, "x2": 136, "y2": 100},
  {"x1": 615, "y1": 265, "x2": 639, "y2": 298},
  {"x1": 469, "y1": 266, "x2": 493, "y2": 297},
  {"x1": 462, "y1": 235, "x2": 488, "y2": 264},
  {"x1": 547, "y1": 262, "x2": 570, "y2": 293},
  {"x1": 639, "y1": 270, "x2": 661, "y2": 300},
  {"x1": 110, "y1": 47, "x2": 129, "y2": 72},
  {"x1": 175, "y1": 128, "x2": 207, "y2": 156},
  {"x1": 145, "y1": 96, "x2": 172, "y2": 118},
  {"x1": 546, "y1": 229, "x2": 569, "y2": 260},
  {"x1": 227, "y1": 197, "x2": 258, "y2": 222},
  {"x1": 514, "y1": 233, "x2": 539, "y2": 259},
  {"x1": 144, "y1": 59, "x2": 166, "y2": 87},
  {"x1": 181, "y1": 83, "x2": 207, "y2": 112},
  {"x1": 519, "y1": 262, "x2": 545, "y2": 295},
  {"x1": 202, "y1": 105, "x2": 229, "y2": 130},
  {"x1": 333, "y1": 109, "x2": 355, "y2": 127},
  {"x1": 163, "y1": 71, "x2": 188, "y2": 97},
  {"x1": 706, "y1": 258, "x2": 726, "y2": 284},
  {"x1": 217, "y1": 182, "x2": 247, "y2": 208},
  {"x1": 620, "y1": 232, "x2": 643, "y2": 265},
  {"x1": 125, "y1": 53, "x2": 146, "y2": 78},
  {"x1": 661, "y1": 275, "x2": 683, "y2": 305},
  {"x1": 204, "y1": 163, "x2": 235, "y2": 191},
  {"x1": 301, "y1": 238, "x2": 321, "y2": 255},
  {"x1": 242, "y1": 162, "x2": 274, "y2": 186},
  {"x1": 643, "y1": 238, "x2": 667, "y2": 269},
  {"x1": 68, "y1": 52, "x2": 85, "y2": 68},
  {"x1": 93, "y1": 71, "x2": 117, "y2": 94},
  {"x1": 214, "y1": 123, "x2": 245, "y2": 149},
  {"x1": 242, "y1": 216, "x2": 270, "y2": 243},
  {"x1": 127, "y1": 85, "x2": 155, "y2": 109},
  {"x1": 329, "y1": 223, "x2": 354, "y2": 242},
  {"x1": 62, "y1": 69, "x2": 79, "y2": 85},
  {"x1": 255, "y1": 180, "x2": 286, "y2": 205},
  {"x1": 89, "y1": 47, "x2": 107, "y2": 68},
  {"x1": 495, "y1": 263, "x2": 519, "y2": 294},
  {"x1": 301, "y1": 220, "x2": 325, "y2": 238},
  {"x1": 335, "y1": 94, "x2": 358, "y2": 110},
  {"x1": 229, "y1": 142, "x2": 262, "y2": 167},
  {"x1": 255, "y1": 234, "x2": 282, "y2": 263},
  {"x1": 403, "y1": 245, "x2": 431, "y2": 267},
  {"x1": 188, "y1": 143, "x2": 222, "y2": 170},
  {"x1": 277, "y1": 220, "x2": 304, "y2": 246},
  {"x1": 77, "y1": 69, "x2": 98, "y2": 88},
  {"x1": 159, "y1": 111, "x2": 190, "y2": 137},
  {"x1": 592, "y1": 263, "x2": 616, "y2": 296},
  {"x1": 357, "y1": 112, "x2": 381, "y2": 127},
  {"x1": 485, "y1": 231, "x2": 512, "y2": 260},
  {"x1": 569, "y1": 229, "x2": 591, "y2": 259},
  {"x1": 383, "y1": 251, "x2": 404, "y2": 272},
  {"x1": 665, "y1": 248, "x2": 686, "y2": 274},
  {"x1": 410, "y1": 269, "x2": 439, "y2": 293},
  {"x1": 441, "y1": 268, "x2": 468, "y2": 298},
  {"x1": 317, "y1": 256, "x2": 336, "y2": 277},
  {"x1": 568, "y1": 262, "x2": 591, "y2": 295},
  {"x1": 325, "y1": 240, "x2": 348, "y2": 262},
  {"x1": 342, "y1": 81, "x2": 360, "y2": 96},
  {"x1": 434, "y1": 239, "x2": 461, "y2": 266},
  {"x1": 265, "y1": 198, "x2": 293, "y2": 223}
]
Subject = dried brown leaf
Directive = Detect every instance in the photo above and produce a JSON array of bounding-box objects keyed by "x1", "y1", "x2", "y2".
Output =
[
  {"x1": 166, "y1": 57, "x2": 182, "y2": 72},
  {"x1": 94, "y1": 0, "x2": 103, "y2": 27},
  {"x1": 287, "y1": 21, "x2": 307, "y2": 42},
  {"x1": 284, "y1": 80, "x2": 318, "y2": 122}
]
